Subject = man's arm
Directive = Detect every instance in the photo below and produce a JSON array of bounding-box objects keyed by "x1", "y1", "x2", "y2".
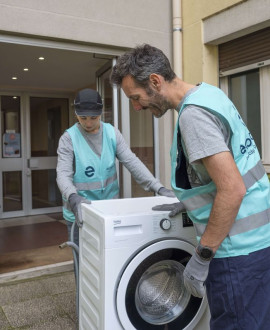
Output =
[{"x1": 200, "y1": 151, "x2": 246, "y2": 252}]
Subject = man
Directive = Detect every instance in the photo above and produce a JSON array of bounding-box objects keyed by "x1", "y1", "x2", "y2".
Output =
[
  {"x1": 110, "y1": 44, "x2": 270, "y2": 329},
  {"x1": 56, "y1": 88, "x2": 174, "y2": 248}
]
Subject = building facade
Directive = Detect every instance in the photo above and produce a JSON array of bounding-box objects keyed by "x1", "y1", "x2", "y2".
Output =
[
  {"x1": 182, "y1": 0, "x2": 270, "y2": 174},
  {"x1": 0, "y1": 0, "x2": 173, "y2": 219},
  {"x1": 1, "y1": 0, "x2": 270, "y2": 220}
]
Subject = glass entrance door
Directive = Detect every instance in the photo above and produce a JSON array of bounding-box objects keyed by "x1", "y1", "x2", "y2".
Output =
[
  {"x1": 0, "y1": 94, "x2": 70, "y2": 219},
  {"x1": 27, "y1": 96, "x2": 69, "y2": 214}
]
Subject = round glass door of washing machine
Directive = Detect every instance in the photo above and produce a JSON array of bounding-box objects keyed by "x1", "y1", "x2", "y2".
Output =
[{"x1": 116, "y1": 239, "x2": 208, "y2": 330}]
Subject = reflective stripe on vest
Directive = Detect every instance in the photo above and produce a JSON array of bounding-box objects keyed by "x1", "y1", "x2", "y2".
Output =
[
  {"x1": 194, "y1": 207, "x2": 270, "y2": 237},
  {"x1": 74, "y1": 172, "x2": 118, "y2": 191},
  {"x1": 183, "y1": 160, "x2": 265, "y2": 211}
]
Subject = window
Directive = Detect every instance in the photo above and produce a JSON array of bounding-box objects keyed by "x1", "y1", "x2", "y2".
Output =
[
  {"x1": 229, "y1": 69, "x2": 261, "y2": 155},
  {"x1": 220, "y1": 66, "x2": 270, "y2": 170}
]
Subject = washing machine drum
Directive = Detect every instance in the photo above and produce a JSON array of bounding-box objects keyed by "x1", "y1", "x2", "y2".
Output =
[
  {"x1": 135, "y1": 260, "x2": 190, "y2": 325},
  {"x1": 116, "y1": 240, "x2": 207, "y2": 330}
]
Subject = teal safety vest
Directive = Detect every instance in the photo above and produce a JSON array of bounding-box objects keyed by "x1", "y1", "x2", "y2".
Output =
[
  {"x1": 171, "y1": 82, "x2": 270, "y2": 258},
  {"x1": 63, "y1": 122, "x2": 119, "y2": 222}
]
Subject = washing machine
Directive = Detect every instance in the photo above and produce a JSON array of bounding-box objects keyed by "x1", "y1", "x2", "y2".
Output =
[{"x1": 79, "y1": 196, "x2": 210, "y2": 330}]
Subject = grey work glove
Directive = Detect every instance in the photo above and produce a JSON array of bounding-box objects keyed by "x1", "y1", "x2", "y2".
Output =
[
  {"x1": 152, "y1": 201, "x2": 185, "y2": 217},
  {"x1": 183, "y1": 251, "x2": 210, "y2": 298},
  {"x1": 157, "y1": 187, "x2": 176, "y2": 198},
  {"x1": 68, "y1": 193, "x2": 92, "y2": 227}
]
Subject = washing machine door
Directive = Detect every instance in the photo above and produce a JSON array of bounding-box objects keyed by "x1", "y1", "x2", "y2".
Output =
[{"x1": 116, "y1": 239, "x2": 208, "y2": 330}]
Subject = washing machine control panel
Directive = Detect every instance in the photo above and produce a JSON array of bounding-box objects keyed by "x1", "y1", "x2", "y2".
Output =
[
  {"x1": 160, "y1": 218, "x2": 171, "y2": 230},
  {"x1": 153, "y1": 212, "x2": 194, "y2": 236}
]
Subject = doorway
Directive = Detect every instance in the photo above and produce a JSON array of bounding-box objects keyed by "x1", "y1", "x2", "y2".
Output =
[
  {"x1": 0, "y1": 40, "x2": 159, "y2": 220},
  {"x1": 0, "y1": 93, "x2": 70, "y2": 219}
]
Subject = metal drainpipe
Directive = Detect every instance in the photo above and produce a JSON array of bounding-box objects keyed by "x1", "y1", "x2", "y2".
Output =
[{"x1": 172, "y1": 0, "x2": 183, "y2": 126}]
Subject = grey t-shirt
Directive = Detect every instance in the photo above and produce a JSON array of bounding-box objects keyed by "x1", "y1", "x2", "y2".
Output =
[
  {"x1": 178, "y1": 86, "x2": 231, "y2": 186},
  {"x1": 56, "y1": 122, "x2": 162, "y2": 199}
]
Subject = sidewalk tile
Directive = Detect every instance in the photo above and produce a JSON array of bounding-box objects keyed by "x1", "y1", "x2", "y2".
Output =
[
  {"x1": 27, "y1": 316, "x2": 77, "y2": 330},
  {"x1": 0, "y1": 279, "x2": 47, "y2": 305},
  {"x1": 2, "y1": 296, "x2": 61, "y2": 328}
]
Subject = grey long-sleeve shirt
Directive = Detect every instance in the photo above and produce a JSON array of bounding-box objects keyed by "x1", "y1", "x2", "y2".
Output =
[{"x1": 56, "y1": 122, "x2": 162, "y2": 199}]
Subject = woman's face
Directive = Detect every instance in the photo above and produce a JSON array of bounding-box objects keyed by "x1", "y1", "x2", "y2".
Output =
[{"x1": 77, "y1": 115, "x2": 101, "y2": 133}]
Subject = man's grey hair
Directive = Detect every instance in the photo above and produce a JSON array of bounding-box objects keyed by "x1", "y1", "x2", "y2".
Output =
[{"x1": 110, "y1": 44, "x2": 176, "y2": 88}]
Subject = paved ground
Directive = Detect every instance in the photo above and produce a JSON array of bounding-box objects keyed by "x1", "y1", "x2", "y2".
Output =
[{"x1": 0, "y1": 271, "x2": 78, "y2": 330}]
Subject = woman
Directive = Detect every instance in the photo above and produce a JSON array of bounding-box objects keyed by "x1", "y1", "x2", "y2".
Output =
[{"x1": 56, "y1": 88, "x2": 174, "y2": 247}]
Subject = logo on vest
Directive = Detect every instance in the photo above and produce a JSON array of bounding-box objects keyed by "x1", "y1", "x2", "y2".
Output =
[
  {"x1": 240, "y1": 133, "x2": 256, "y2": 159},
  {"x1": 85, "y1": 166, "x2": 95, "y2": 177}
]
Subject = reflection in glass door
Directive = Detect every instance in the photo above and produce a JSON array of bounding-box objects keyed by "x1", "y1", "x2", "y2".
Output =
[
  {"x1": 97, "y1": 61, "x2": 114, "y2": 125},
  {"x1": 229, "y1": 69, "x2": 261, "y2": 154},
  {"x1": 96, "y1": 60, "x2": 156, "y2": 198},
  {"x1": 0, "y1": 95, "x2": 23, "y2": 216},
  {"x1": 130, "y1": 106, "x2": 155, "y2": 197},
  {"x1": 29, "y1": 97, "x2": 69, "y2": 212}
]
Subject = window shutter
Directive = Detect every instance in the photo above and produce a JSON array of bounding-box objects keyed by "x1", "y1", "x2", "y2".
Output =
[{"x1": 219, "y1": 27, "x2": 270, "y2": 72}]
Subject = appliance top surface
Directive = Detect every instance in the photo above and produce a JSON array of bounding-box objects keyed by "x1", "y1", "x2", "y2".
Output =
[{"x1": 83, "y1": 196, "x2": 179, "y2": 217}]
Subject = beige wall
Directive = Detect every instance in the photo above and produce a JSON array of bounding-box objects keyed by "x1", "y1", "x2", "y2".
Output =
[
  {"x1": 204, "y1": 0, "x2": 270, "y2": 45},
  {"x1": 0, "y1": 0, "x2": 172, "y2": 57},
  {"x1": 182, "y1": 0, "x2": 242, "y2": 85}
]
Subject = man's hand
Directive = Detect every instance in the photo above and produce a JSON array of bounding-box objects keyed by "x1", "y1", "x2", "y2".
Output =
[
  {"x1": 68, "y1": 194, "x2": 91, "y2": 227},
  {"x1": 157, "y1": 187, "x2": 176, "y2": 198},
  {"x1": 152, "y1": 201, "x2": 185, "y2": 217},
  {"x1": 183, "y1": 251, "x2": 210, "y2": 298}
]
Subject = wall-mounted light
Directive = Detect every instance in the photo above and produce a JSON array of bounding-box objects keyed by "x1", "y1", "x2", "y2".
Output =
[
  {"x1": 23, "y1": 68, "x2": 29, "y2": 71},
  {"x1": 38, "y1": 57, "x2": 45, "y2": 61},
  {"x1": 12, "y1": 77, "x2": 17, "y2": 80}
]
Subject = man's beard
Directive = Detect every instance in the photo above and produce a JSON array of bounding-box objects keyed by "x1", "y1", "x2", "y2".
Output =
[{"x1": 145, "y1": 86, "x2": 173, "y2": 117}]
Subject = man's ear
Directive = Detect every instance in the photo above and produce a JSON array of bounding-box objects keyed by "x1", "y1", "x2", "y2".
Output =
[{"x1": 149, "y1": 73, "x2": 162, "y2": 91}]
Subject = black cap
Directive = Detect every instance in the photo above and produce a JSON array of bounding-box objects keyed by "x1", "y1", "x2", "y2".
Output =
[{"x1": 74, "y1": 88, "x2": 103, "y2": 116}]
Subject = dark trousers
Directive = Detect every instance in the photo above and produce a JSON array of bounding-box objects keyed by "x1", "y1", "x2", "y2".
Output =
[{"x1": 205, "y1": 246, "x2": 270, "y2": 330}]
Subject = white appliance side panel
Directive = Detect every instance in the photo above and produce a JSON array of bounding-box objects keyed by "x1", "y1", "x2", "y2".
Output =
[{"x1": 79, "y1": 211, "x2": 105, "y2": 330}]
